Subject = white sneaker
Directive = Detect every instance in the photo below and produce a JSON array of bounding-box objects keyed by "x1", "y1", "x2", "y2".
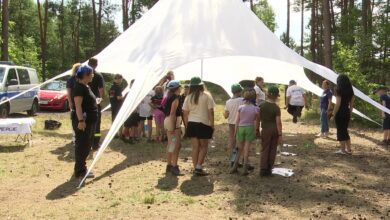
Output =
[
  {"x1": 316, "y1": 133, "x2": 324, "y2": 137},
  {"x1": 335, "y1": 149, "x2": 346, "y2": 155}
]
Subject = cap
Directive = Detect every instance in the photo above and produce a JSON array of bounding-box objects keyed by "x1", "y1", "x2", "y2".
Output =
[
  {"x1": 231, "y1": 83, "x2": 243, "y2": 93},
  {"x1": 167, "y1": 80, "x2": 181, "y2": 89},
  {"x1": 189, "y1": 77, "x2": 204, "y2": 86},
  {"x1": 268, "y1": 85, "x2": 280, "y2": 97}
]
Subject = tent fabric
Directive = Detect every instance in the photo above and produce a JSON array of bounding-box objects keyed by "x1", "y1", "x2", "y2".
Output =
[{"x1": 15, "y1": 0, "x2": 380, "y2": 186}]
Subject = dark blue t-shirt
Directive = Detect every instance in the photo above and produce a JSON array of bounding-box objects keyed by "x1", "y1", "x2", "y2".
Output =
[
  {"x1": 380, "y1": 94, "x2": 390, "y2": 117},
  {"x1": 320, "y1": 89, "x2": 333, "y2": 110}
]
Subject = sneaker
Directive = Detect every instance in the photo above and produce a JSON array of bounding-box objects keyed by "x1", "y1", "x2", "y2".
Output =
[
  {"x1": 193, "y1": 168, "x2": 209, "y2": 176},
  {"x1": 335, "y1": 149, "x2": 347, "y2": 155},
  {"x1": 166, "y1": 165, "x2": 172, "y2": 173},
  {"x1": 316, "y1": 133, "x2": 324, "y2": 137},
  {"x1": 170, "y1": 166, "x2": 182, "y2": 176}
]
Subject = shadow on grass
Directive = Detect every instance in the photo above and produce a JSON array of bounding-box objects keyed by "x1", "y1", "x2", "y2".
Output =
[
  {"x1": 0, "y1": 144, "x2": 27, "y2": 153},
  {"x1": 180, "y1": 176, "x2": 215, "y2": 196},
  {"x1": 156, "y1": 175, "x2": 179, "y2": 191},
  {"x1": 207, "y1": 129, "x2": 389, "y2": 218},
  {"x1": 46, "y1": 178, "x2": 80, "y2": 200}
]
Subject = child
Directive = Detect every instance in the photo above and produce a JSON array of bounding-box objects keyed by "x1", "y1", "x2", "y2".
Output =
[
  {"x1": 109, "y1": 74, "x2": 124, "y2": 137},
  {"x1": 224, "y1": 83, "x2": 244, "y2": 153},
  {"x1": 121, "y1": 80, "x2": 140, "y2": 144},
  {"x1": 317, "y1": 80, "x2": 333, "y2": 138},
  {"x1": 375, "y1": 85, "x2": 390, "y2": 145},
  {"x1": 179, "y1": 85, "x2": 190, "y2": 138},
  {"x1": 139, "y1": 90, "x2": 155, "y2": 142},
  {"x1": 259, "y1": 86, "x2": 282, "y2": 177},
  {"x1": 164, "y1": 80, "x2": 183, "y2": 175},
  {"x1": 151, "y1": 86, "x2": 165, "y2": 142},
  {"x1": 230, "y1": 89, "x2": 260, "y2": 175}
]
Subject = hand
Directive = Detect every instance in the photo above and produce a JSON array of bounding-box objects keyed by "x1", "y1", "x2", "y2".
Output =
[
  {"x1": 278, "y1": 136, "x2": 283, "y2": 145},
  {"x1": 327, "y1": 112, "x2": 333, "y2": 119},
  {"x1": 78, "y1": 122, "x2": 86, "y2": 131}
]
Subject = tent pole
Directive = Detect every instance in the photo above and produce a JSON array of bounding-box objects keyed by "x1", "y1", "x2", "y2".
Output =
[{"x1": 201, "y1": 58, "x2": 204, "y2": 80}]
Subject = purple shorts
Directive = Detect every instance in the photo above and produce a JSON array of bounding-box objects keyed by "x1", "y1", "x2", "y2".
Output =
[{"x1": 153, "y1": 109, "x2": 165, "y2": 126}]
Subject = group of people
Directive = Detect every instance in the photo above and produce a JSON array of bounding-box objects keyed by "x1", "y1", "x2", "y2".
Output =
[{"x1": 65, "y1": 59, "x2": 389, "y2": 179}]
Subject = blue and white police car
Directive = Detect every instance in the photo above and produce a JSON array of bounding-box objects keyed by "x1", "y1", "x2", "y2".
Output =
[{"x1": 0, "y1": 62, "x2": 40, "y2": 118}]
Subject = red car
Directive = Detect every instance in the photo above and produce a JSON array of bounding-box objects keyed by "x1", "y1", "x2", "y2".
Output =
[{"x1": 39, "y1": 81, "x2": 69, "y2": 111}]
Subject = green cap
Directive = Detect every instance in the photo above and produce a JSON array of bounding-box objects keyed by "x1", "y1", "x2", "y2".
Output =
[
  {"x1": 231, "y1": 83, "x2": 243, "y2": 93},
  {"x1": 268, "y1": 85, "x2": 280, "y2": 97},
  {"x1": 189, "y1": 77, "x2": 204, "y2": 86},
  {"x1": 373, "y1": 85, "x2": 388, "y2": 94}
]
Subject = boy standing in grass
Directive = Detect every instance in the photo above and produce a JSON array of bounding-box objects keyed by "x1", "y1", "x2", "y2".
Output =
[
  {"x1": 230, "y1": 89, "x2": 260, "y2": 175},
  {"x1": 259, "y1": 86, "x2": 282, "y2": 177},
  {"x1": 375, "y1": 85, "x2": 390, "y2": 145},
  {"x1": 224, "y1": 84, "x2": 244, "y2": 152}
]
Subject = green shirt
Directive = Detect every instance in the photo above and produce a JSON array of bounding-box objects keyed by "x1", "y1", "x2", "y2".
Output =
[{"x1": 260, "y1": 101, "x2": 281, "y2": 129}]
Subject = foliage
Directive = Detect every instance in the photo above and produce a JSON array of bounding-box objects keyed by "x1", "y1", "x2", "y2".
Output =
[{"x1": 253, "y1": 0, "x2": 277, "y2": 32}]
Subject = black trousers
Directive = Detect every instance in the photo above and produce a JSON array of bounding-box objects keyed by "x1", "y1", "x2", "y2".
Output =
[
  {"x1": 92, "y1": 105, "x2": 102, "y2": 150},
  {"x1": 287, "y1": 105, "x2": 303, "y2": 117},
  {"x1": 335, "y1": 111, "x2": 351, "y2": 141},
  {"x1": 72, "y1": 114, "x2": 96, "y2": 177}
]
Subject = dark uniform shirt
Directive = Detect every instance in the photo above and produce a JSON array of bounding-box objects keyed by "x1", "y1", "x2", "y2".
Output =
[
  {"x1": 72, "y1": 82, "x2": 98, "y2": 122},
  {"x1": 89, "y1": 72, "x2": 105, "y2": 98},
  {"x1": 109, "y1": 83, "x2": 123, "y2": 113}
]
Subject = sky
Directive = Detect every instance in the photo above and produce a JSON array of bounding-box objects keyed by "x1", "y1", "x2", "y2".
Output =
[{"x1": 111, "y1": 0, "x2": 310, "y2": 42}]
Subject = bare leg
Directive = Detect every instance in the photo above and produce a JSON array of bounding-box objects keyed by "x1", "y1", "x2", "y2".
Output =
[
  {"x1": 197, "y1": 139, "x2": 209, "y2": 166},
  {"x1": 147, "y1": 119, "x2": 153, "y2": 139},
  {"x1": 167, "y1": 131, "x2": 173, "y2": 165},
  {"x1": 139, "y1": 120, "x2": 145, "y2": 137},
  {"x1": 172, "y1": 129, "x2": 182, "y2": 166},
  {"x1": 346, "y1": 139, "x2": 352, "y2": 152},
  {"x1": 191, "y1": 138, "x2": 200, "y2": 168}
]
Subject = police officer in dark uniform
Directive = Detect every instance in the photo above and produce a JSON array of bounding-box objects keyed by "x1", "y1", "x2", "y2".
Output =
[
  {"x1": 88, "y1": 58, "x2": 105, "y2": 151},
  {"x1": 72, "y1": 65, "x2": 98, "y2": 179}
]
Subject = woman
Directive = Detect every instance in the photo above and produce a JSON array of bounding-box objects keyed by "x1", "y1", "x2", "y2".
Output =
[
  {"x1": 254, "y1": 77, "x2": 266, "y2": 107},
  {"x1": 66, "y1": 63, "x2": 81, "y2": 144},
  {"x1": 164, "y1": 80, "x2": 183, "y2": 176},
  {"x1": 183, "y1": 77, "x2": 215, "y2": 176},
  {"x1": 333, "y1": 75, "x2": 354, "y2": 155},
  {"x1": 72, "y1": 65, "x2": 98, "y2": 179},
  {"x1": 317, "y1": 80, "x2": 333, "y2": 138}
]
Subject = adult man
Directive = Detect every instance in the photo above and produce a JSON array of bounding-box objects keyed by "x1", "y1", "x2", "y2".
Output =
[
  {"x1": 286, "y1": 80, "x2": 307, "y2": 123},
  {"x1": 88, "y1": 58, "x2": 105, "y2": 150}
]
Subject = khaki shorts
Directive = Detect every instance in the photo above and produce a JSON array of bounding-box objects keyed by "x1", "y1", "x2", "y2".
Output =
[{"x1": 164, "y1": 116, "x2": 182, "y2": 132}]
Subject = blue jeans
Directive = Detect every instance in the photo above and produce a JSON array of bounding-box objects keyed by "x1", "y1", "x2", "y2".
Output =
[{"x1": 320, "y1": 108, "x2": 329, "y2": 133}]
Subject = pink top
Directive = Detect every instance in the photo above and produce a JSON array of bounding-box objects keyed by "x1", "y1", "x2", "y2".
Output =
[{"x1": 238, "y1": 104, "x2": 259, "y2": 126}]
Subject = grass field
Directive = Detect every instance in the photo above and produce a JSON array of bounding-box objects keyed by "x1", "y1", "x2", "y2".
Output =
[{"x1": 0, "y1": 103, "x2": 389, "y2": 219}]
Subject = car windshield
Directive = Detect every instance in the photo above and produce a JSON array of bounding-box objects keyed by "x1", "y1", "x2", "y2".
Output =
[
  {"x1": 41, "y1": 81, "x2": 66, "y2": 91},
  {"x1": 0, "y1": 68, "x2": 5, "y2": 83}
]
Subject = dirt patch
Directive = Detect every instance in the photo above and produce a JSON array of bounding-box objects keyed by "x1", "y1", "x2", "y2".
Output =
[{"x1": 0, "y1": 109, "x2": 389, "y2": 219}]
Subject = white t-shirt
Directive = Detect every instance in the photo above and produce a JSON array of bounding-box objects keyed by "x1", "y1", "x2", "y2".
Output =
[
  {"x1": 225, "y1": 97, "x2": 244, "y2": 125},
  {"x1": 139, "y1": 90, "x2": 155, "y2": 117},
  {"x1": 254, "y1": 85, "x2": 265, "y2": 106},
  {"x1": 286, "y1": 85, "x2": 305, "y2": 106},
  {"x1": 183, "y1": 92, "x2": 216, "y2": 126}
]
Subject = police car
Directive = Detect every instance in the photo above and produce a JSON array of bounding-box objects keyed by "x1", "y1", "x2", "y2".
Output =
[{"x1": 0, "y1": 61, "x2": 40, "y2": 118}]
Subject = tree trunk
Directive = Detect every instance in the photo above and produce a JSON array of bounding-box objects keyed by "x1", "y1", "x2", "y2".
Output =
[
  {"x1": 92, "y1": 0, "x2": 98, "y2": 52},
  {"x1": 310, "y1": 0, "x2": 317, "y2": 62},
  {"x1": 322, "y1": 0, "x2": 332, "y2": 69},
  {"x1": 250, "y1": 0, "x2": 254, "y2": 12},
  {"x1": 75, "y1": 2, "x2": 81, "y2": 62},
  {"x1": 287, "y1": 0, "x2": 291, "y2": 47},
  {"x1": 122, "y1": 0, "x2": 130, "y2": 30},
  {"x1": 329, "y1": 0, "x2": 336, "y2": 35},
  {"x1": 59, "y1": 0, "x2": 65, "y2": 70},
  {"x1": 97, "y1": 0, "x2": 102, "y2": 52},
  {"x1": 1, "y1": 0, "x2": 9, "y2": 61},
  {"x1": 300, "y1": 0, "x2": 304, "y2": 55},
  {"x1": 37, "y1": 0, "x2": 49, "y2": 80},
  {"x1": 130, "y1": 0, "x2": 136, "y2": 25}
]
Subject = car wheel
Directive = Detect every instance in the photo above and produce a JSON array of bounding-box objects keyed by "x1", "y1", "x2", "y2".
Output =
[
  {"x1": 27, "y1": 99, "x2": 39, "y2": 116},
  {"x1": 63, "y1": 100, "x2": 69, "y2": 112},
  {"x1": 0, "y1": 104, "x2": 9, "y2": 118}
]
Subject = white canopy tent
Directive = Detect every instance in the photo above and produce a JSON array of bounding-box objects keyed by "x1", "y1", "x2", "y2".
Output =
[{"x1": 15, "y1": 0, "x2": 382, "y2": 186}]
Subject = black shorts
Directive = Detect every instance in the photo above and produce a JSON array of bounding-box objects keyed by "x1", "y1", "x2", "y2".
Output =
[
  {"x1": 139, "y1": 116, "x2": 153, "y2": 121},
  {"x1": 384, "y1": 116, "x2": 390, "y2": 130},
  {"x1": 124, "y1": 112, "x2": 140, "y2": 128},
  {"x1": 186, "y1": 122, "x2": 213, "y2": 139}
]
